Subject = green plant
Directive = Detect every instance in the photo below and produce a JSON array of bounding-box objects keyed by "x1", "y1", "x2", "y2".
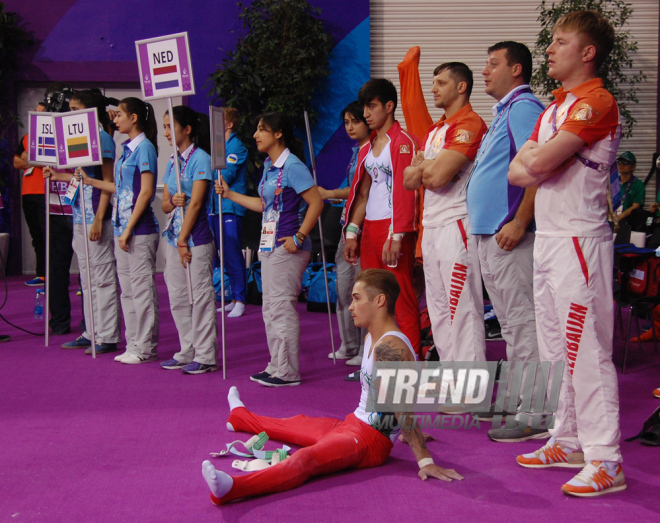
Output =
[
  {"x1": 531, "y1": 0, "x2": 646, "y2": 138},
  {"x1": 207, "y1": 0, "x2": 333, "y2": 181}
]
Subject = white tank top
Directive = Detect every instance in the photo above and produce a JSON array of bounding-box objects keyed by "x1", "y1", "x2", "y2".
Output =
[
  {"x1": 354, "y1": 330, "x2": 417, "y2": 441},
  {"x1": 364, "y1": 142, "x2": 393, "y2": 221}
]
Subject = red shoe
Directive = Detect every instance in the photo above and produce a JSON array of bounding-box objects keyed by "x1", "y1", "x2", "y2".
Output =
[
  {"x1": 631, "y1": 329, "x2": 656, "y2": 343},
  {"x1": 516, "y1": 437, "x2": 585, "y2": 469},
  {"x1": 653, "y1": 388, "x2": 660, "y2": 399}
]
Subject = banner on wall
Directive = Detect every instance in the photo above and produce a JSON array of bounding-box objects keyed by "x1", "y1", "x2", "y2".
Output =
[
  {"x1": 209, "y1": 106, "x2": 227, "y2": 170},
  {"x1": 52, "y1": 108, "x2": 102, "y2": 169},
  {"x1": 27, "y1": 111, "x2": 58, "y2": 167},
  {"x1": 135, "y1": 32, "x2": 195, "y2": 100}
]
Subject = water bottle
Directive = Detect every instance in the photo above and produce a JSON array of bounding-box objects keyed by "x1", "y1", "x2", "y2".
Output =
[{"x1": 34, "y1": 289, "x2": 44, "y2": 319}]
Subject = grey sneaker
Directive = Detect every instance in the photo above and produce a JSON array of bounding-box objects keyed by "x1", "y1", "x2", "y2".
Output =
[
  {"x1": 345, "y1": 355, "x2": 362, "y2": 366},
  {"x1": 488, "y1": 421, "x2": 550, "y2": 442}
]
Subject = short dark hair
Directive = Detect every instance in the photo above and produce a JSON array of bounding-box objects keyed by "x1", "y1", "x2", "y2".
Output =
[
  {"x1": 340, "y1": 100, "x2": 367, "y2": 126},
  {"x1": 355, "y1": 269, "x2": 400, "y2": 316},
  {"x1": 487, "y1": 41, "x2": 534, "y2": 84},
  {"x1": 358, "y1": 79, "x2": 398, "y2": 113},
  {"x1": 224, "y1": 107, "x2": 240, "y2": 128},
  {"x1": 553, "y1": 10, "x2": 615, "y2": 70},
  {"x1": 433, "y1": 62, "x2": 474, "y2": 98}
]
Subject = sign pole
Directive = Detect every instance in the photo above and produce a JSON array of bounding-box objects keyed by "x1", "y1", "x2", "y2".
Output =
[
  {"x1": 218, "y1": 189, "x2": 226, "y2": 379},
  {"x1": 45, "y1": 182, "x2": 50, "y2": 346},
  {"x1": 78, "y1": 170, "x2": 96, "y2": 357},
  {"x1": 303, "y1": 111, "x2": 336, "y2": 362},
  {"x1": 167, "y1": 97, "x2": 194, "y2": 310}
]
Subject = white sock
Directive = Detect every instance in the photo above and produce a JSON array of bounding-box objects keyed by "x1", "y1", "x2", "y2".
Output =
[
  {"x1": 227, "y1": 302, "x2": 245, "y2": 318},
  {"x1": 224, "y1": 302, "x2": 236, "y2": 312},
  {"x1": 202, "y1": 460, "x2": 233, "y2": 499},
  {"x1": 228, "y1": 386, "x2": 244, "y2": 411}
]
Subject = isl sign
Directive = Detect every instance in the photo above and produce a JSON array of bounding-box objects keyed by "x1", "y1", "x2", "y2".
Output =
[
  {"x1": 136, "y1": 32, "x2": 195, "y2": 100},
  {"x1": 52, "y1": 108, "x2": 102, "y2": 168},
  {"x1": 27, "y1": 112, "x2": 58, "y2": 166}
]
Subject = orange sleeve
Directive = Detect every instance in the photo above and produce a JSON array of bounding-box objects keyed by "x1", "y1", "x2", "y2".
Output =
[
  {"x1": 529, "y1": 109, "x2": 546, "y2": 142},
  {"x1": 398, "y1": 46, "x2": 433, "y2": 143},
  {"x1": 444, "y1": 114, "x2": 487, "y2": 160},
  {"x1": 560, "y1": 90, "x2": 618, "y2": 146}
]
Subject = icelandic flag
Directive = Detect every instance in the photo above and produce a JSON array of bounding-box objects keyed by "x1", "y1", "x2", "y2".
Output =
[
  {"x1": 38, "y1": 136, "x2": 56, "y2": 157},
  {"x1": 153, "y1": 63, "x2": 180, "y2": 91},
  {"x1": 67, "y1": 136, "x2": 89, "y2": 159}
]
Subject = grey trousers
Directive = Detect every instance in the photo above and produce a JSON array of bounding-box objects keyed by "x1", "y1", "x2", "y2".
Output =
[
  {"x1": 476, "y1": 232, "x2": 540, "y2": 410},
  {"x1": 261, "y1": 245, "x2": 310, "y2": 381},
  {"x1": 115, "y1": 233, "x2": 159, "y2": 357},
  {"x1": 335, "y1": 240, "x2": 364, "y2": 357},
  {"x1": 73, "y1": 221, "x2": 120, "y2": 344},
  {"x1": 164, "y1": 242, "x2": 218, "y2": 365}
]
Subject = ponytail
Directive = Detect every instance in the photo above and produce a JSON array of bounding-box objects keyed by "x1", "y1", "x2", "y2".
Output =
[
  {"x1": 70, "y1": 89, "x2": 114, "y2": 134},
  {"x1": 119, "y1": 97, "x2": 158, "y2": 155}
]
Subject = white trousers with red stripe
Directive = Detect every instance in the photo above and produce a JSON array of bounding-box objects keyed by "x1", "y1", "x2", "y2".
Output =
[
  {"x1": 422, "y1": 219, "x2": 485, "y2": 361},
  {"x1": 534, "y1": 235, "x2": 621, "y2": 463}
]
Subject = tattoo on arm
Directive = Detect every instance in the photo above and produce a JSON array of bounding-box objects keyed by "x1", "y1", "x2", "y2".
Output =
[
  {"x1": 374, "y1": 340, "x2": 406, "y2": 362},
  {"x1": 398, "y1": 413, "x2": 429, "y2": 457}
]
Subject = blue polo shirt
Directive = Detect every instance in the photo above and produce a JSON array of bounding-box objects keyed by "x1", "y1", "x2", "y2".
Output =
[
  {"x1": 163, "y1": 144, "x2": 214, "y2": 248},
  {"x1": 466, "y1": 85, "x2": 544, "y2": 235},
  {"x1": 209, "y1": 132, "x2": 248, "y2": 217},
  {"x1": 113, "y1": 133, "x2": 159, "y2": 236},
  {"x1": 260, "y1": 148, "x2": 315, "y2": 251},
  {"x1": 73, "y1": 129, "x2": 115, "y2": 225}
]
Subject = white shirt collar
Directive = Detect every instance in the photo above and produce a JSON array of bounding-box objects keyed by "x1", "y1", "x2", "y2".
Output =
[
  {"x1": 272, "y1": 148, "x2": 290, "y2": 168},
  {"x1": 126, "y1": 132, "x2": 146, "y2": 152},
  {"x1": 180, "y1": 143, "x2": 195, "y2": 160},
  {"x1": 492, "y1": 84, "x2": 531, "y2": 116}
]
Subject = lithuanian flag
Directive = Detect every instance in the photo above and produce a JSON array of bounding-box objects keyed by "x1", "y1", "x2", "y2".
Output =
[{"x1": 67, "y1": 136, "x2": 89, "y2": 159}]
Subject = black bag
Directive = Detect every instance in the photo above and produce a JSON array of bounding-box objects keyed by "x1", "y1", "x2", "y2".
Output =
[{"x1": 625, "y1": 405, "x2": 660, "y2": 446}]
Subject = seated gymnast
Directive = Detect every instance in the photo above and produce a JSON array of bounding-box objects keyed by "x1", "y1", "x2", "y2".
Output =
[{"x1": 202, "y1": 268, "x2": 463, "y2": 505}]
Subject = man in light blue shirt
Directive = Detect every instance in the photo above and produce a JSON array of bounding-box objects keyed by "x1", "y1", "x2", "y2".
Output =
[{"x1": 465, "y1": 41, "x2": 545, "y2": 442}]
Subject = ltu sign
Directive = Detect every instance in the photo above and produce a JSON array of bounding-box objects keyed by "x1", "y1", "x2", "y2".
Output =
[{"x1": 367, "y1": 361, "x2": 563, "y2": 430}]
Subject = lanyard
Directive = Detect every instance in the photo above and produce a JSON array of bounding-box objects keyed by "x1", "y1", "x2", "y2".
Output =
[
  {"x1": 260, "y1": 164, "x2": 284, "y2": 215},
  {"x1": 116, "y1": 145, "x2": 135, "y2": 189},
  {"x1": 169, "y1": 145, "x2": 197, "y2": 183}
]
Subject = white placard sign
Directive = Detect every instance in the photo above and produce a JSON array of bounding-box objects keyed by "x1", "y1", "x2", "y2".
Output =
[
  {"x1": 136, "y1": 32, "x2": 195, "y2": 101},
  {"x1": 52, "y1": 108, "x2": 102, "y2": 169},
  {"x1": 27, "y1": 111, "x2": 58, "y2": 166},
  {"x1": 210, "y1": 106, "x2": 227, "y2": 170}
]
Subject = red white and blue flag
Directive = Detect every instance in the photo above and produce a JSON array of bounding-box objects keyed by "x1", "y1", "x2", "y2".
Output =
[{"x1": 38, "y1": 136, "x2": 56, "y2": 157}]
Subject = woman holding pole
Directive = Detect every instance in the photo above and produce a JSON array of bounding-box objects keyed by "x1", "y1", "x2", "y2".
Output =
[
  {"x1": 45, "y1": 90, "x2": 121, "y2": 355},
  {"x1": 160, "y1": 106, "x2": 218, "y2": 374},
  {"x1": 215, "y1": 112, "x2": 323, "y2": 386}
]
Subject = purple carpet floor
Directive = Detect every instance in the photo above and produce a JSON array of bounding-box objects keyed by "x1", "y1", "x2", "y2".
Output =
[{"x1": 1, "y1": 274, "x2": 659, "y2": 521}]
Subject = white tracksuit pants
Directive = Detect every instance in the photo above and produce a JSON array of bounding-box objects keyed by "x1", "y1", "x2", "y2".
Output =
[
  {"x1": 335, "y1": 240, "x2": 364, "y2": 358},
  {"x1": 422, "y1": 219, "x2": 485, "y2": 362},
  {"x1": 73, "y1": 221, "x2": 120, "y2": 344},
  {"x1": 115, "y1": 233, "x2": 160, "y2": 357},
  {"x1": 164, "y1": 242, "x2": 218, "y2": 365},
  {"x1": 261, "y1": 245, "x2": 310, "y2": 382},
  {"x1": 534, "y1": 235, "x2": 621, "y2": 463}
]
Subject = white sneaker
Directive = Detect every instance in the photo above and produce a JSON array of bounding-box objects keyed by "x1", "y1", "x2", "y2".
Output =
[
  {"x1": 327, "y1": 351, "x2": 352, "y2": 360},
  {"x1": 561, "y1": 461, "x2": 627, "y2": 497},
  {"x1": 346, "y1": 355, "x2": 362, "y2": 366},
  {"x1": 114, "y1": 351, "x2": 130, "y2": 362},
  {"x1": 121, "y1": 353, "x2": 158, "y2": 364},
  {"x1": 516, "y1": 437, "x2": 585, "y2": 468}
]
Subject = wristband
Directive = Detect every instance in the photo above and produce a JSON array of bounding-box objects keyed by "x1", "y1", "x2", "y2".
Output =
[
  {"x1": 292, "y1": 235, "x2": 302, "y2": 249},
  {"x1": 346, "y1": 231, "x2": 358, "y2": 240},
  {"x1": 346, "y1": 222, "x2": 361, "y2": 235},
  {"x1": 177, "y1": 243, "x2": 188, "y2": 248},
  {"x1": 418, "y1": 457, "x2": 434, "y2": 469},
  {"x1": 169, "y1": 195, "x2": 174, "y2": 207}
]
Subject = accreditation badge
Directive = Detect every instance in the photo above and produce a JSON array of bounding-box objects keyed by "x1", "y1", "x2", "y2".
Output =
[
  {"x1": 259, "y1": 220, "x2": 277, "y2": 252},
  {"x1": 63, "y1": 175, "x2": 80, "y2": 206}
]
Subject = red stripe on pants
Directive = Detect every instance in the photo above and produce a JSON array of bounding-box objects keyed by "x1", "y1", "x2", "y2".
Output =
[
  {"x1": 218, "y1": 408, "x2": 393, "y2": 504},
  {"x1": 572, "y1": 237, "x2": 589, "y2": 287},
  {"x1": 359, "y1": 219, "x2": 421, "y2": 353}
]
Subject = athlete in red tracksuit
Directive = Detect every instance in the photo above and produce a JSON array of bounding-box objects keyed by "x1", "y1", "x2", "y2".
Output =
[{"x1": 343, "y1": 79, "x2": 421, "y2": 353}]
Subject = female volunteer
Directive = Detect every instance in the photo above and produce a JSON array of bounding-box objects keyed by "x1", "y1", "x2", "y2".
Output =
[
  {"x1": 216, "y1": 112, "x2": 323, "y2": 386},
  {"x1": 159, "y1": 106, "x2": 218, "y2": 375},
  {"x1": 44, "y1": 89, "x2": 121, "y2": 355},
  {"x1": 84, "y1": 97, "x2": 160, "y2": 364},
  {"x1": 317, "y1": 101, "x2": 370, "y2": 369}
]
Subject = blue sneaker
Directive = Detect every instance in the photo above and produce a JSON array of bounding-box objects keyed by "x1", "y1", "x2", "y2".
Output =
[
  {"x1": 160, "y1": 358, "x2": 187, "y2": 370},
  {"x1": 25, "y1": 277, "x2": 45, "y2": 287},
  {"x1": 85, "y1": 343, "x2": 118, "y2": 355},
  {"x1": 61, "y1": 335, "x2": 91, "y2": 349},
  {"x1": 181, "y1": 361, "x2": 218, "y2": 374}
]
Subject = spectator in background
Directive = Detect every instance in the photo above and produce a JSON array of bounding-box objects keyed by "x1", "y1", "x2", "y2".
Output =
[
  {"x1": 616, "y1": 151, "x2": 645, "y2": 227},
  {"x1": 210, "y1": 108, "x2": 249, "y2": 318},
  {"x1": 13, "y1": 102, "x2": 47, "y2": 287}
]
